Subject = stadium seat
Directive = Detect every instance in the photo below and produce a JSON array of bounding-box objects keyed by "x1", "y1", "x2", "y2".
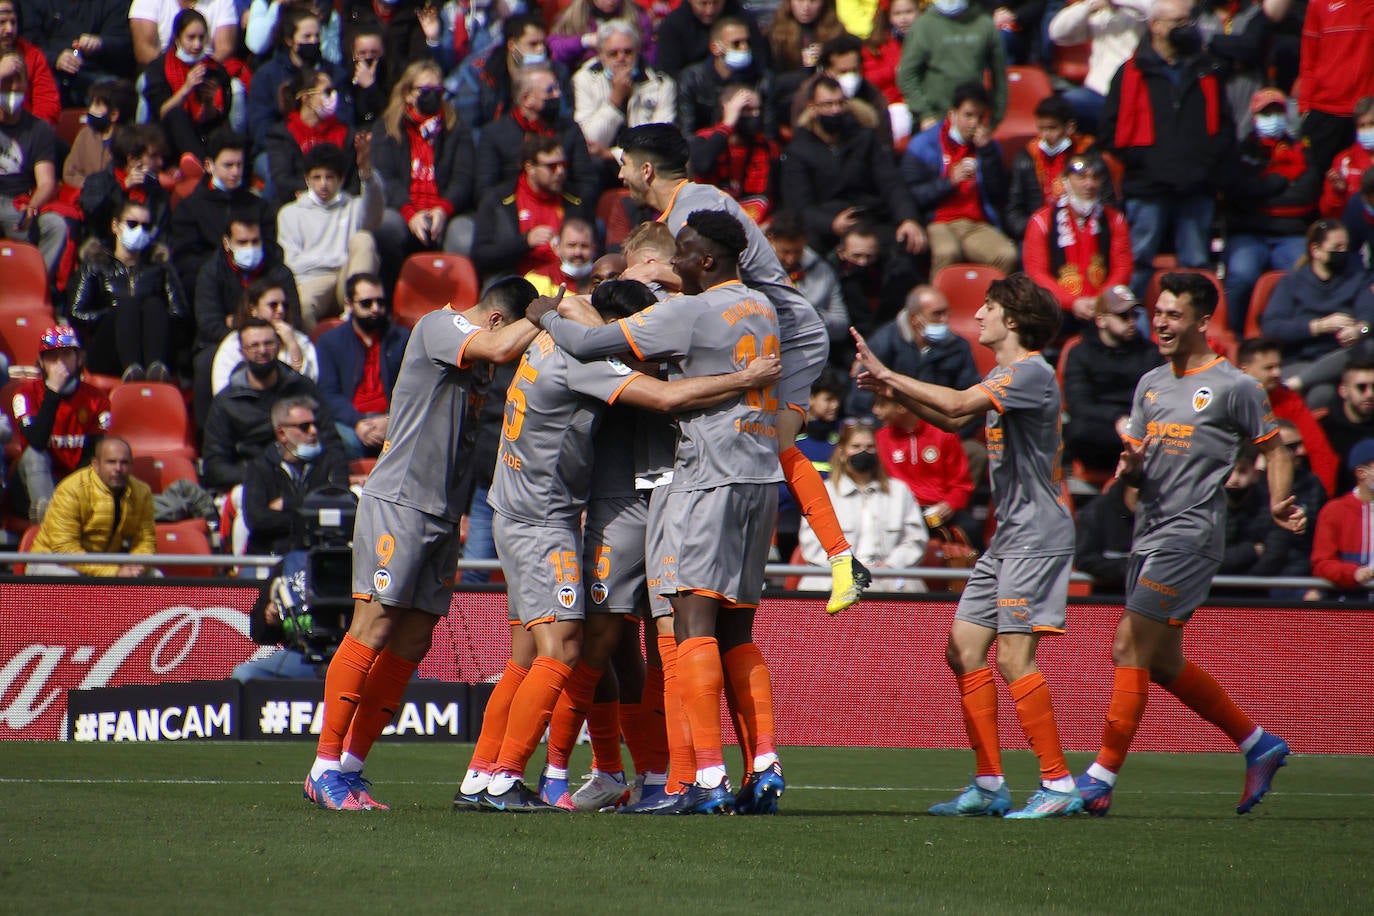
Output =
[
  {"x1": 1245, "y1": 269, "x2": 1286, "y2": 339},
  {"x1": 57, "y1": 107, "x2": 87, "y2": 147},
  {"x1": 108, "y1": 382, "x2": 197, "y2": 461},
  {"x1": 349, "y1": 457, "x2": 377, "y2": 485},
  {"x1": 311, "y1": 316, "x2": 344, "y2": 342},
  {"x1": 13, "y1": 524, "x2": 39, "y2": 575},
  {"x1": 131, "y1": 454, "x2": 200, "y2": 494},
  {"x1": 0, "y1": 305, "x2": 57, "y2": 366},
  {"x1": 155, "y1": 519, "x2": 215, "y2": 578},
  {"x1": 393, "y1": 253, "x2": 480, "y2": 328},
  {"x1": 933, "y1": 263, "x2": 1006, "y2": 377},
  {"x1": 81, "y1": 372, "x2": 122, "y2": 397},
  {"x1": 993, "y1": 66, "x2": 1054, "y2": 163},
  {"x1": 1052, "y1": 41, "x2": 1091, "y2": 84},
  {"x1": 170, "y1": 153, "x2": 205, "y2": 207},
  {"x1": 0, "y1": 242, "x2": 52, "y2": 310}
]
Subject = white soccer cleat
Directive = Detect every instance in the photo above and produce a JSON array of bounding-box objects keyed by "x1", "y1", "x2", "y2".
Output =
[{"x1": 571, "y1": 770, "x2": 629, "y2": 811}]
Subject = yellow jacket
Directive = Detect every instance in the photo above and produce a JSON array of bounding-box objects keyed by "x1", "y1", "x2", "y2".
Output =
[{"x1": 31, "y1": 465, "x2": 157, "y2": 576}]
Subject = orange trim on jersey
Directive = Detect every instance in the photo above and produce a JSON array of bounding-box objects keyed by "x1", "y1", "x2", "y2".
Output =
[
  {"x1": 976, "y1": 382, "x2": 1005, "y2": 414},
  {"x1": 456, "y1": 327, "x2": 486, "y2": 369},
  {"x1": 1168, "y1": 618, "x2": 1186, "y2": 628},
  {"x1": 656, "y1": 180, "x2": 690, "y2": 222},
  {"x1": 1121, "y1": 434, "x2": 1143, "y2": 447},
  {"x1": 721, "y1": 600, "x2": 760, "y2": 610},
  {"x1": 786, "y1": 402, "x2": 808, "y2": 420},
  {"x1": 706, "y1": 279, "x2": 743, "y2": 291},
  {"x1": 679, "y1": 587, "x2": 732, "y2": 603},
  {"x1": 605, "y1": 372, "x2": 644, "y2": 404},
  {"x1": 1173, "y1": 355, "x2": 1225, "y2": 378},
  {"x1": 614, "y1": 318, "x2": 647, "y2": 361},
  {"x1": 523, "y1": 614, "x2": 558, "y2": 630},
  {"x1": 1253, "y1": 428, "x2": 1279, "y2": 445},
  {"x1": 351, "y1": 592, "x2": 373, "y2": 601},
  {"x1": 1032, "y1": 625, "x2": 1067, "y2": 635}
]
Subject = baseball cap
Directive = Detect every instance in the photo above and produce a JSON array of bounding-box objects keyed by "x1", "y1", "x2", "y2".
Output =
[
  {"x1": 39, "y1": 325, "x2": 81, "y2": 352},
  {"x1": 1348, "y1": 438, "x2": 1374, "y2": 471},
  {"x1": 1250, "y1": 88, "x2": 1287, "y2": 114},
  {"x1": 1096, "y1": 285, "x2": 1141, "y2": 316}
]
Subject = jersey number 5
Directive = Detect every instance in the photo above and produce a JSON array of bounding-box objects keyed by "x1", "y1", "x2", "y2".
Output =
[
  {"x1": 502, "y1": 358, "x2": 540, "y2": 441},
  {"x1": 734, "y1": 334, "x2": 780, "y2": 411}
]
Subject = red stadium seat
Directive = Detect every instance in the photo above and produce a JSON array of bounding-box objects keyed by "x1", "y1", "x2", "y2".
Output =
[
  {"x1": 393, "y1": 253, "x2": 480, "y2": 328},
  {"x1": 0, "y1": 242, "x2": 51, "y2": 310},
  {"x1": 0, "y1": 305, "x2": 58, "y2": 366},
  {"x1": 349, "y1": 457, "x2": 377, "y2": 485},
  {"x1": 57, "y1": 108, "x2": 87, "y2": 147},
  {"x1": 131, "y1": 454, "x2": 200, "y2": 494},
  {"x1": 1053, "y1": 41, "x2": 1091, "y2": 85},
  {"x1": 311, "y1": 316, "x2": 344, "y2": 343},
  {"x1": 155, "y1": 519, "x2": 215, "y2": 578},
  {"x1": 108, "y1": 382, "x2": 197, "y2": 460},
  {"x1": 933, "y1": 263, "x2": 1006, "y2": 376},
  {"x1": 13, "y1": 524, "x2": 40, "y2": 575},
  {"x1": 597, "y1": 187, "x2": 634, "y2": 250},
  {"x1": 993, "y1": 66, "x2": 1054, "y2": 157},
  {"x1": 1245, "y1": 269, "x2": 1286, "y2": 339},
  {"x1": 81, "y1": 372, "x2": 122, "y2": 397},
  {"x1": 784, "y1": 544, "x2": 807, "y2": 591}
]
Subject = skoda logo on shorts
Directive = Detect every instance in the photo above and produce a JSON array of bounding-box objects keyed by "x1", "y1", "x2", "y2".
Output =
[
  {"x1": 590, "y1": 582, "x2": 609, "y2": 605},
  {"x1": 557, "y1": 585, "x2": 577, "y2": 609},
  {"x1": 373, "y1": 569, "x2": 392, "y2": 593}
]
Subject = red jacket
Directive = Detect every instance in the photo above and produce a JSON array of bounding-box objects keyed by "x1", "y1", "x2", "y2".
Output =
[
  {"x1": 1299, "y1": 0, "x2": 1374, "y2": 117},
  {"x1": 18, "y1": 38, "x2": 60, "y2": 126},
  {"x1": 1311, "y1": 491, "x2": 1374, "y2": 589},
  {"x1": 1319, "y1": 142, "x2": 1372, "y2": 219},
  {"x1": 876, "y1": 421, "x2": 974, "y2": 511},
  {"x1": 13, "y1": 380, "x2": 111, "y2": 477},
  {"x1": 1022, "y1": 200, "x2": 1132, "y2": 311},
  {"x1": 862, "y1": 38, "x2": 904, "y2": 106},
  {"x1": 1268, "y1": 384, "x2": 1339, "y2": 496}
]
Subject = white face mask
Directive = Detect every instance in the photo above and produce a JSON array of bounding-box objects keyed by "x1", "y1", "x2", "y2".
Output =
[
  {"x1": 1067, "y1": 193, "x2": 1097, "y2": 216},
  {"x1": 517, "y1": 48, "x2": 547, "y2": 67},
  {"x1": 1253, "y1": 113, "x2": 1286, "y2": 139},
  {"x1": 561, "y1": 258, "x2": 594, "y2": 279},
  {"x1": 317, "y1": 93, "x2": 339, "y2": 119},
  {"x1": 1039, "y1": 137, "x2": 1071, "y2": 157},
  {"x1": 1359, "y1": 127, "x2": 1374, "y2": 151},
  {"x1": 923, "y1": 322, "x2": 950, "y2": 341},
  {"x1": 120, "y1": 224, "x2": 153, "y2": 252},
  {"x1": 231, "y1": 244, "x2": 263, "y2": 271},
  {"x1": 947, "y1": 123, "x2": 964, "y2": 145},
  {"x1": 175, "y1": 47, "x2": 205, "y2": 64},
  {"x1": 933, "y1": 0, "x2": 967, "y2": 17},
  {"x1": 836, "y1": 72, "x2": 862, "y2": 98},
  {"x1": 723, "y1": 48, "x2": 753, "y2": 71}
]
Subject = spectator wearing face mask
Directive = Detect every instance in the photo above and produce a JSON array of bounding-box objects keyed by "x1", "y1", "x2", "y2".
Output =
[
  {"x1": 1319, "y1": 96, "x2": 1374, "y2": 221},
  {"x1": 897, "y1": 0, "x2": 1007, "y2": 131},
  {"x1": 78, "y1": 123, "x2": 172, "y2": 251},
  {"x1": 525, "y1": 218, "x2": 600, "y2": 297},
  {"x1": 689, "y1": 83, "x2": 777, "y2": 222},
  {"x1": 0, "y1": 50, "x2": 64, "y2": 277},
  {"x1": 1005, "y1": 95, "x2": 1108, "y2": 241},
  {"x1": 675, "y1": 16, "x2": 775, "y2": 137},
  {"x1": 654, "y1": 0, "x2": 770, "y2": 78},
  {"x1": 62, "y1": 79, "x2": 137, "y2": 192},
  {"x1": 827, "y1": 222, "x2": 922, "y2": 345},
  {"x1": 246, "y1": 7, "x2": 349, "y2": 164},
  {"x1": 140, "y1": 9, "x2": 237, "y2": 161},
  {"x1": 211, "y1": 278, "x2": 317, "y2": 395},
  {"x1": 789, "y1": 34, "x2": 896, "y2": 149},
  {"x1": 263, "y1": 66, "x2": 357, "y2": 208}
]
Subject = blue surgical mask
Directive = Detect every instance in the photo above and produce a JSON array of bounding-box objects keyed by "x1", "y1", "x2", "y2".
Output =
[
  {"x1": 120, "y1": 224, "x2": 152, "y2": 252},
  {"x1": 175, "y1": 47, "x2": 205, "y2": 65},
  {"x1": 924, "y1": 322, "x2": 950, "y2": 341},
  {"x1": 231, "y1": 244, "x2": 263, "y2": 271},
  {"x1": 723, "y1": 48, "x2": 753, "y2": 71},
  {"x1": 1358, "y1": 127, "x2": 1374, "y2": 151},
  {"x1": 517, "y1": 48, "x2": 547, "y2": 67},
  {"x1": 933, "y1": 0, "x2": 968, "y2": 17},
  {"x1": 293, "y1": 441, "x2": 323, "y2": 461},
  {"x1": 1253, "y1": 113, "x2": 1286, "y2": 139},
  {"x1": 1039, "y1": 137, "x2": 1071, "y2": 156}
]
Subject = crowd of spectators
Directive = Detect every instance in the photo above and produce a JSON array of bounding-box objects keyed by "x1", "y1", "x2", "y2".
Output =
[{"x1": 0, "y1": 0, "x2": 1372, "y2": 600}]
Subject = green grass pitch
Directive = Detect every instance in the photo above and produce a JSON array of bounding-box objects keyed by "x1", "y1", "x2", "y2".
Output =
[{"x1": 3, "y1": 744, "x2": 1372, "y2": 915}]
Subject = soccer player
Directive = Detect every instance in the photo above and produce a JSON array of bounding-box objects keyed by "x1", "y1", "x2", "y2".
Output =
[
  {"x1": 613, "y1": 123, "x2": 871, "y2": 616},
  {"x1": 1076, "y1": 272, "x2": 1306, "y2": 816},
  {"x1": 302, "y1": 278, "x2": 546, "y2": 811},
  {"x1": 852, "y1": 273, "x2": 1084, "y2": 819},
  {"x1": 455, "y1": 277, "x2": 781, "y2": 812},
  {"x1": 531, "y1": 210, "x2": 786, "y2": 815}
]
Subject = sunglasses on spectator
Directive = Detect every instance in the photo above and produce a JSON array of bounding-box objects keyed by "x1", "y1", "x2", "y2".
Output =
[
  {"x1": 281, "y1": 420, "x2": 317, "y2": 432},
  {"x1": 260, "y1": 298, "x2": 287, "y2": 310},
  {"x1": 355, "y1": 297, "x2": 388, "y2": 309},
  {"x1": 123, "y1": 219, "x2": 152, "y2": 230},
  {"x1": 1352, "y1": 383, "x2": 1374, "y2": 392}
]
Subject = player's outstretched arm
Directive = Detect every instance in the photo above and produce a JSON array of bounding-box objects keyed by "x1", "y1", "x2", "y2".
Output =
[
  {"x1": 850, "y1": 326, "x2": 988, "y2": 430},
  {"x1": 619, "y1": 355, "x2": 783, "y2": 413},
  {"x1": 537, "y1": 312, "x2": 638, "y2": 360},
  {"x1": 1258, "y1": 435, "x2": 1307, "y2": 534},
  {"x1": 466, "y1": 289, "x2": 565, "y2": 365}
]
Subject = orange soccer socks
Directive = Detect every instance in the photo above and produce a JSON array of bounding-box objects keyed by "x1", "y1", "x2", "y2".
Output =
[
  {"x1": 621, "y1": 662, "x2": 669, "y2": 778},
  {"x1": 677, "y1": 636, "x2": 727, "y2": 786},
  {"x1": 658, "y1": 633, "x2": 696, "y2": 792},
  {"x1": 723, "y1": 642, "x2": 778, "y2": 772},
  {"x1": 780, "y1": 446, "x2": 851, "y2": 558},
  {"x1": 1093, "y1": 666, "x2": 1151, "y2": 777},
  {"x1": 1162, "y1": 661, "x2": 1257, "y2": 746},
  {"x1": 544, "y1": 662, "x2": 603, "y2": 771},
  {"x1": 491, "y1": 657, "x2": 573, "y2": 786},
  {"x1": 1008, "y1": 671, "x2": 1071, "y2": 784},
  {"x1": 313, "y1": 634, "x2": 378, "y2": 770},
  {"x1": 957, "y1": 667, "x2": 1003, "y2": 782},
  {"x1": 465, "y1": 659, "x2": 529, "y2": 777},
  {"x1": 340, "y1": 648, "x2": 418, "y2": 769}
]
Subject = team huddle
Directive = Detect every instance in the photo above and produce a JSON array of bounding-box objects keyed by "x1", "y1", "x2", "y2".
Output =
[{"x1": 296, "y1": 125, "x2": 1301, "y2": 818}]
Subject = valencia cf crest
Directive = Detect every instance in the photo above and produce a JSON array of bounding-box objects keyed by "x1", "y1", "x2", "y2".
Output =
[
  {"x1": 557, "y1": 585, "x2": 577, "y2": 609},
  {"x1": 1192, "y1": 387, "x2": 1213, "y2": 412},
  {"x1": 590, "y1": 582, "x2": 609, "y2": 605},
  {"x1": 373, "y1": 569, "x2": 392, "y2": 592}
]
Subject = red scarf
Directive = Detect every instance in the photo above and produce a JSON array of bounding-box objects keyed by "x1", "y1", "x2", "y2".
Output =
[
  {"x1": 1114, "y1": 56, "x2": 1219, "y2": 149},
  {"x1": 933, "y1": 122, "x2": 985, "y2": 224},
  {"x1": 1027, "y1": 134, "x2": 1095, "y2": 201},
  {"x1": 1047, "y1": 198, "x2": 1112, "y2": 297},
  {"x1": 400, "y1": 117, "x2": 449, "y2": 222},
  {"x1": 514, "y1": 172, "x2": 564, "y2": 276},
  {"x1": 163, "y1": 53, "x2": 226, "y2": 124},
  {"x1": 513, "y1": 107, "x2": 557, "y2": 137},
  {"x1": 1255, "y1": 136, "x2": 1316, "y2": 220},
  {"x1": 113, "y1": 167, "x2": 148, "y2": 205},
  {"x1": 285, "y1": 111, "x2": 348, "y2": 155}
]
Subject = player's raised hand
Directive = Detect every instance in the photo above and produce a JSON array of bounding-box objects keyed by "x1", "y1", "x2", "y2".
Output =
[
  {"x1": 524, "y1": 285, "x2": 566, "y2": 323},
  {"x1": 1270, "y1": 495, "x2": 1307, "y2": 534},
  {"x1": 1116, "y1": 434, "x2": 1150, "y2": 483},
  {"x1": 849, "y1": 326, "x2": 890, "y2": 382}
]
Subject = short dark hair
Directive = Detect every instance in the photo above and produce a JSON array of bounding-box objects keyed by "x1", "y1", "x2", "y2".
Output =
[
  {"x1": 171, "y1": 8, "x2": 208, "y2": 43},
  {"x1": 480, "y1": 276, "x2": 538, "y2": 321},
  {"x1": 1159, "y1": 271, "x2": 1219, "y2": 318},
  {"x1": 766, "y1": 209, "x2": 807, "y2": 242},
  {"x1": 591, "y1": 279, "x2": 656, "y2": 321},
  {"x1": 112, "y1": 123, "x2": 168, "y2": 164},
  {"x1": 986, "y1": 273, "x2": 1061, "y2": 352},
  {"x1": 520, "y1": 133, "x2": 562, "y2": 166},
  {"x1": 345, "y1": 272, "x2": 385, "y2": 302},
  {"x1": 205, "y1": 128, "x2": 247, "y2": 163},
  {"x1": 1344, "y1": 350, "x2": 1374, "y2": 377},
  {"x1": 302, "y1": 141, "x2": 349, "y2": 178},
  {"x1": 503, "y1": 14, "x2": 544, "y2": 45},
  {"x1": 820, "y1": 33, "x2": 863, "y2": 67},
  {"x1": 685, "y1": 209, "x2": 748, "y2": 262},
  {"x1": 812, "y1": 366, "x2": 848, "y2": 400},
  {"x1": 1237, "y1": 336, "x2": 1281, "y2": 365},
  {"x1": 1033, "y1": 95, "x2": 1074, "y2": 123},
  {"x1": 619, "y1": 124, "x2": 689, "y2": 179},
  {"x1": 89, "y1": 78, "x2": 138, "y2": 122},
  {"x1": 951, "y1": 81, "x2": 992, "y2": 112},
  {"x1": 224, "y1": 209, "x2": 262, "y2": 237},
  {"x1": 237, "y1": 315, "x2": 277, "y2": 339},
  {"x1": 809, "y1": 75, "x2": 843, "y2": 102}
]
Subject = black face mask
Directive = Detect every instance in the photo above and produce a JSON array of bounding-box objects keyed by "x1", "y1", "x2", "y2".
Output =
[
  {"x1": 416, "y1": 87, "x2": 444, "y2": 116},
  {"x1": 1168, "y1": 24, "x2": 1203, "y2": 57},
  {"x1": 736, "y1": 114, "x2": 760, "y2": 140},
  {"x1": 848, "y1": 451, "x2": 879, "y2": 474},
  {"x1": 355, "y1": 313, "x2": 389, "y2": 335},
  {"x1": 86, "y1": 112, "x2": 111, "y2": 133},
  {"x1": 1326, "y1": 250, "x2": 1350, "y2": 276},
  {"x1": 818, "y1": 112, "x2": 852, "y2": 136},
  {"x1": 538, "y1": 97, "x2": 562, "y2": 123},
  {"x1": 296, "y1": 42, "x2": 323, "y2": 66},
  {"x1": 246, "y1": 358, "x2": 278, "y2": 380}
]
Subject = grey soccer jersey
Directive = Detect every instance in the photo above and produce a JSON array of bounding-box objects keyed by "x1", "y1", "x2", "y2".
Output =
[
  {"x1": 976, "y1": 354, "x2": 1075, "y2": 557},
  {"x1": 541, "y1": 280, "x2": 784, "y2": 490},
  {"x1": 362, "y1": 308, "x2": 490, "y2": 522},
  {"x1": 657, "y1": 181, "x2": 826, "y2": 365},
  {"x1": 488, "y1": 332, "x2": 644, "y2": 526},
  {"x1": 1125, "y1": 356, "x2": 1279, "y2": 559}
]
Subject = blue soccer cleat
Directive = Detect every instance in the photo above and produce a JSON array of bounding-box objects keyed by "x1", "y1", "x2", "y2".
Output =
[
  {"x1": 304, "y1": 770, "x2": 367, "y2": 811},
  {"x1": 451, "y1": 788, "x2": 485, "y2": 812},
  {"x1": 685, "y1": 781, "x2": 735, "y2": 815},
  {"x1": 1238, "y1": 733, "x2": 1290, "y2": 814},
  {"x1": 538, "y1": 770, "x2": 575, "y2": 811},
  {"x1": 929, "y1": 782, "x2": 1012, "y2": 817},
  {"x1": 1076, "y1": 773, "x2": 1114, "y2": 817},
  {"x1": 735, "y1": 761, "x2": 785, "y2": 815},
  {"x1": 341, "y1": 771, "x2": 389, "y2": 810},
  {"x1": 618, "y1": 783, "x2": 697, "y2": 815},
  {"x1": 480, "y1": 780, "x2": 566, "y2": 813},
  {"x1": 1005, "y1": 786, "x2": 1085, "y2": 819}
]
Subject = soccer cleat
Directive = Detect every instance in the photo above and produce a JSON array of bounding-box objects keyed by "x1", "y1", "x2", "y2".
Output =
[
  {"x1": 1238, "y1": 733, "x2": 1290, "y2": 814},
  {"x1": 451, "y1": 789, "x2": 485, "y2": 811},
  {"x1": 341, "y1": 771, "x2": 389, "y2": 810},
  {"x1": 685, "y1": 781, "x2": 735, "y2": 815},
  {"x1": 826, "y1": 555, "x2": 872, "y2": 614},
  {"x1": 928, "y1": 782, "x2": 1013, "y2": 817},
  {"x1": 618, "y1": 783, "x2": 696, "y2": 814},
  {"x1": 631, "y1": 777, "x2": 667, "y2": 808},
  {"x1": 537, "y1": 770, "x2": 575, "y2": 811},
  {"x1": 1005, "y1": 786, "x2": 1085, "y2": 819},
  {"x1": 480, "y1": 780, "x2": 567, "y2": 813},
  {"x1": 571, "y1": 771, "x2": 629, "y2": 811},
  {"x1": 1075, "y1": 773, "x2": 1114, "y2": 817},
  {"x1": 304, "y1": 770, "x2": 367, "y2": 811},
  {"x1": 736, "y1": 761, "x2": 785, "y2": 815}
]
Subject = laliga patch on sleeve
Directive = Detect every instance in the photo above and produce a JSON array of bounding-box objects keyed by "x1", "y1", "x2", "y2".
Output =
[
  {"x1": 453, "y1": 314, "x2": 477, "y2": 334},
  {"x1": 605, "y1": 357, "x2": 634, "y2": 376}
]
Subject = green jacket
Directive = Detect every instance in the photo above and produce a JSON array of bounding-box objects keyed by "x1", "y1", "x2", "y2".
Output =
[{"x1": 896, "y1": 8, "x2": 1007, "y2": 125}]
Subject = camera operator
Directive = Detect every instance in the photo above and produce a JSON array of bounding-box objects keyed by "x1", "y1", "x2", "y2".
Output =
[{"x1": 242, "y1": 395, "x2": 349, "y2": 557}]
